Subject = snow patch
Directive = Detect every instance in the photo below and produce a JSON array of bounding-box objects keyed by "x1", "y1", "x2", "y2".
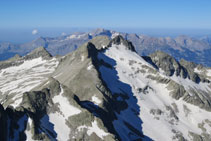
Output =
[
  {"x1": 52, "y1": 86, "x2": 81, "y2": 119},
  {"x1": 81, "y1": 55, "x2": 85, "y2": 62},
  {"x1": 78, "y1": 120, "x2": 109, "y2": 139},
  {"x1": 87, "y1": 64, "x2": 93, "y2": 70},
  {"x1": 67, "y1": 34, "x2": 77, "y2": 39},
  {"x1": 25, "y1": 118, "x2": 33, "y2": 141},
  {"x1": 49, "y1": 112, "x2": 70, "y2": 141},
  {"x1": 206, "y1": 69, "x2": 211, "y2": 77},
  {"x1": 49, "y1": 85, "x2": 81, "y2": 140},
  {"x1": 66, "y1": 33, "x2": 87, "y2": 40},
  {"x1": 91, "y1": 96, "x2": 101, "y2": 105},
  {"x1": 111, "y1": 32, "x2": 120, "y2": 39},
  {"x1": 194, "y1": 68, "x2": 203, "y2": 74}
]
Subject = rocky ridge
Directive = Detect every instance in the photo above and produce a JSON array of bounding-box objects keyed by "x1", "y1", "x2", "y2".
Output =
[{"x1": 0, "y1": 35, "x2": 211, "y2": 140}]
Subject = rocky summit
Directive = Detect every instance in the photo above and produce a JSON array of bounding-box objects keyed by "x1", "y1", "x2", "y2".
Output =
[{"x1": 1, "y1": 35, "x2": 211, "y2": 141}]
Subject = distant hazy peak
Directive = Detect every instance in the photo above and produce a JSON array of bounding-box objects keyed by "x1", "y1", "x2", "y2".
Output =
[
  {"x1": 90, "y1": 28, "x2": 113, "y2": 37},
  {"x1": 91, "y1": 28, "x2": 108, "y2": 33}
]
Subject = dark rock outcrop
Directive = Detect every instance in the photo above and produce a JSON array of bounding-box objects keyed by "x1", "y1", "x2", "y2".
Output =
[
  {"x1": 148, "y1": 51, "x2": 187, "y2": 77},
  {"x1": 108, "y1": 35, "x2": 136, "y2": 52},
  {"x1": 147, "y1": 51, "x2": 210, "y2": 83},
  {"x1": 0, "y1": 104, "x2": 7, "y2": 141}
]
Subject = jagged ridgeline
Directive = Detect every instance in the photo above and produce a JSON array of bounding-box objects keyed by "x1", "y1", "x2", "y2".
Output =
[
  {"x1": 0, "y1": 35, "x2": 211, "y2": 140},
  {"x1": 1, "y1": 28, "x2": 211, "y2": 67}
]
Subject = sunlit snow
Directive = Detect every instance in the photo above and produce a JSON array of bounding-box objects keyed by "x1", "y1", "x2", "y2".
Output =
[{"x1": 0, "y1": 57, "x2": 59, "y2": 108}]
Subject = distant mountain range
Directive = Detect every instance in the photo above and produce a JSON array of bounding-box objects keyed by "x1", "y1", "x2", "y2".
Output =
[
  {"x1": 1, "y1": 35, "x2": 211, "y2": 140},
  {"x1": 1, "y1": 28, "x2": 211, "y2": 66}
]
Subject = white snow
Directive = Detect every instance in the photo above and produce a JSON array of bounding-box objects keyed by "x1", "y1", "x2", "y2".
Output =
[
  {"x1": 49, "y1": 85, "x2": 81, "y2": 140},
  {"x1": 81, "y1": 55, "x2": 85, "y2": 61},
  {"x1": 67, "y1": 34, "x2": 77, "y2": 39},
  {"x1": 87, "y1": 64, "x2": 93, "y2": 70},
  {"x1": 98, "y1": 43, "x2": 211, "y2": 140},
  {"x1": 49, "y1": 112, "x2": 70, "y2": 141},
  {"x1": 66, "y1": 33, "x2": 87, "y2": 40},
  {"x1": 91, "y1": 96, "x2": 101, "y2": 105},
  {"x1": 206, "y1": 69, "x2": 211, "y2": 77},
  {"x1": 194, "y1": 68, "x2": 203, "y2": 74},
  {"x1": 25, "y1": 118, "x2": 33, "y2": 141},
  {"x1": 78, "y1": 119, "x2": 109, "y2": 139},
  {"x1": 194, "y1": 68, "x2": 211, "y2": 80},
  {"x1": 111, "y1": 32, "x2": 120, "y2": 39},
  {"x1": 52, "y1": 86, "x2": 81, "y2": 118},
  {"x1": 0, "y1": 57, "x2": 59, "y2": 108}
]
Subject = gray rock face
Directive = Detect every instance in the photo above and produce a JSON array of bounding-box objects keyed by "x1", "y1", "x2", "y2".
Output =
[
  {"x1": 180, "y1": 59, "x2": 210, "y2": 83},
  {"x1": 108, "y1": 35, "x2": 136, "y2": 52},
  {"x1": 167, "y1": 80, "x2": 186, "y2": 100},
  {"x1": 23, "y1": 46, "x2": 52, "y2": 60},
  {"x1": 88, "y1": 36, "x2": 110, "y2": 50},
  {"x1": 179, "y1": 59, "x2": 197, "y2": 70},
  {"x1": 50, "y1": 39, "x2": 119, "y2": 140},
  {"x1": 189, "y1": 131, "x2": 211, "y2": 141},
  {"x1": 52, "y1": 37, "x2": 152, "y2": 140},
  {"x1": 149, "y1": 51, "x2": 185, "y2": 77},
  {"x1": 147, "y1": 51, "x2": 210, "y2": 84}
]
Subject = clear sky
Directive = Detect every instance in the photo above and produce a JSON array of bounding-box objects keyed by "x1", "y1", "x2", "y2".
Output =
[
  {"x1": 0, "y1": 0, "x2": 211, "y2": 29},
  {"x1": 0, "y1": 0, "x2": 211, "y2": 43}
]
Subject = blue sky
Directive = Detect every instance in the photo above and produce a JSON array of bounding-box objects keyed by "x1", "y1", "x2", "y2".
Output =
[
  {"x1": 0, "y1": 0, "x2": 211, "y2": 29},
  {"x1": 0, "y1": 0, "x2": 211, "y2": 43}
]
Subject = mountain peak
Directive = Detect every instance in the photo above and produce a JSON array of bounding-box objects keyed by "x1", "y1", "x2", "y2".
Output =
[
  {"x1": 91, "y1": 28, "x2": 112, "y2": 37},
  {"x1": 23, "y1": 46, "x2": 52, "y2": 60},
  {"x1": 147, "y1": 51, "x2": 208, "y2": 83},
  {"x1": 108, "y1": 35, "x2": 136, "y2": 52},
  {"x1": 1, "y1": 34, "x2": 211, "y2": 140},
  {"x1": 8, "y1": 54, "x2": 21, "y2": 61},
  {"x1": 92, "y1": 28, "x2": 107, "y2": 33},
  {"x1": 148, "y1": 51, "x2": 182, "y2": 76}
]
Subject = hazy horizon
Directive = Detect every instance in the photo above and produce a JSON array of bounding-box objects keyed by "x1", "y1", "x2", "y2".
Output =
[
  {"x1": 1, "y1": 27, "x2": 211, "y2": 44},
  {"x1": 1, "y1": 0, "x2": 211, "y2": 43}
]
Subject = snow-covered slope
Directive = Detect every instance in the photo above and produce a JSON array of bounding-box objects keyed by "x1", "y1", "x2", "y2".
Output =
[
  {"x1": 0, "y1": 36, "x2": 211, "y2": 141},
  {"x1": 0, "y1": 57, "x2": 58, "y2": 108},
  {"x1": 97, "y1": 36, "x2": 211, "y2": 140}
]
